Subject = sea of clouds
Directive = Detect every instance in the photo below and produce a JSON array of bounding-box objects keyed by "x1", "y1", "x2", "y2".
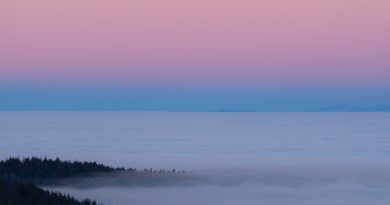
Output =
[
  {"x1": 48, "y1": 164, "x2": 390, "y2": 205},
  {"x1": 2, "y1": 112, "x2": 390, "y2": 204}
]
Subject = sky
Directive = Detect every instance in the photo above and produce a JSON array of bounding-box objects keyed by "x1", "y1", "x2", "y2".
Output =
[{"x1": 1, "y1": 0, "x2": 390, "y2": 111}]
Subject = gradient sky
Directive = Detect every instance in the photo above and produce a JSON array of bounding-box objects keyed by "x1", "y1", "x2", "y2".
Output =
[{"x1": 1, "y1": 0, "x2": 390, "y2": 111}]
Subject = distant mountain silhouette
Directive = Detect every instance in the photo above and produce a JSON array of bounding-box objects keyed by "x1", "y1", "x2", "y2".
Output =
[
  {"x1": 313, "y1": 104, "x2": 390, "y2": 112},
  {"x1": 205, "y1": 108, "x2": 258, "y2": 112}
]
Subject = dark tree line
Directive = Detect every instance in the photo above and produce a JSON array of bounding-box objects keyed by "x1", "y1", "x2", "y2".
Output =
[
  {"x1": 0, "y1": 157, "x2": 131, "y2": 183},
  {"x1": 0, "y1": 180, "x2": 100, "y2": 205}
]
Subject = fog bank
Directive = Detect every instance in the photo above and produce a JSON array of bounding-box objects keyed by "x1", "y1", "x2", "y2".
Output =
[{"x1": 47, "y1": 164, "x2": 390, "y2": 205}]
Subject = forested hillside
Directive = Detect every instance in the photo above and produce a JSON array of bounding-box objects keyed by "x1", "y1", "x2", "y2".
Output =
[{"x1": 0, "y1": 157, "x2": 119, "y2": 205}]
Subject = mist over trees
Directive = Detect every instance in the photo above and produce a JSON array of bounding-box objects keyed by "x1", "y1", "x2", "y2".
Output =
[
  {"x1": 0, "y1": 157, "x2": 124, "y2": 205},
  {"x1": 0, "y1": 156, "x2": 189, "y2": 205}
]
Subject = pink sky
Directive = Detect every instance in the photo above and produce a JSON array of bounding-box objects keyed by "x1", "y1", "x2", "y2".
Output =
[{"x1": 1, "y1": 0, "x2": 390, "y2": 88}]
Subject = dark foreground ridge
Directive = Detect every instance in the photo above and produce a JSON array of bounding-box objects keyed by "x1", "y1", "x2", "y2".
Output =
[{"x1": 0, "y1": 180, "x2": 100, "y2": 205}]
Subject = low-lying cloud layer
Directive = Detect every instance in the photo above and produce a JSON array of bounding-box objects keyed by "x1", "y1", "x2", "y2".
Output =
[{"x1": 47, "y1": 165, "x2": 390, "y2": 205}]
